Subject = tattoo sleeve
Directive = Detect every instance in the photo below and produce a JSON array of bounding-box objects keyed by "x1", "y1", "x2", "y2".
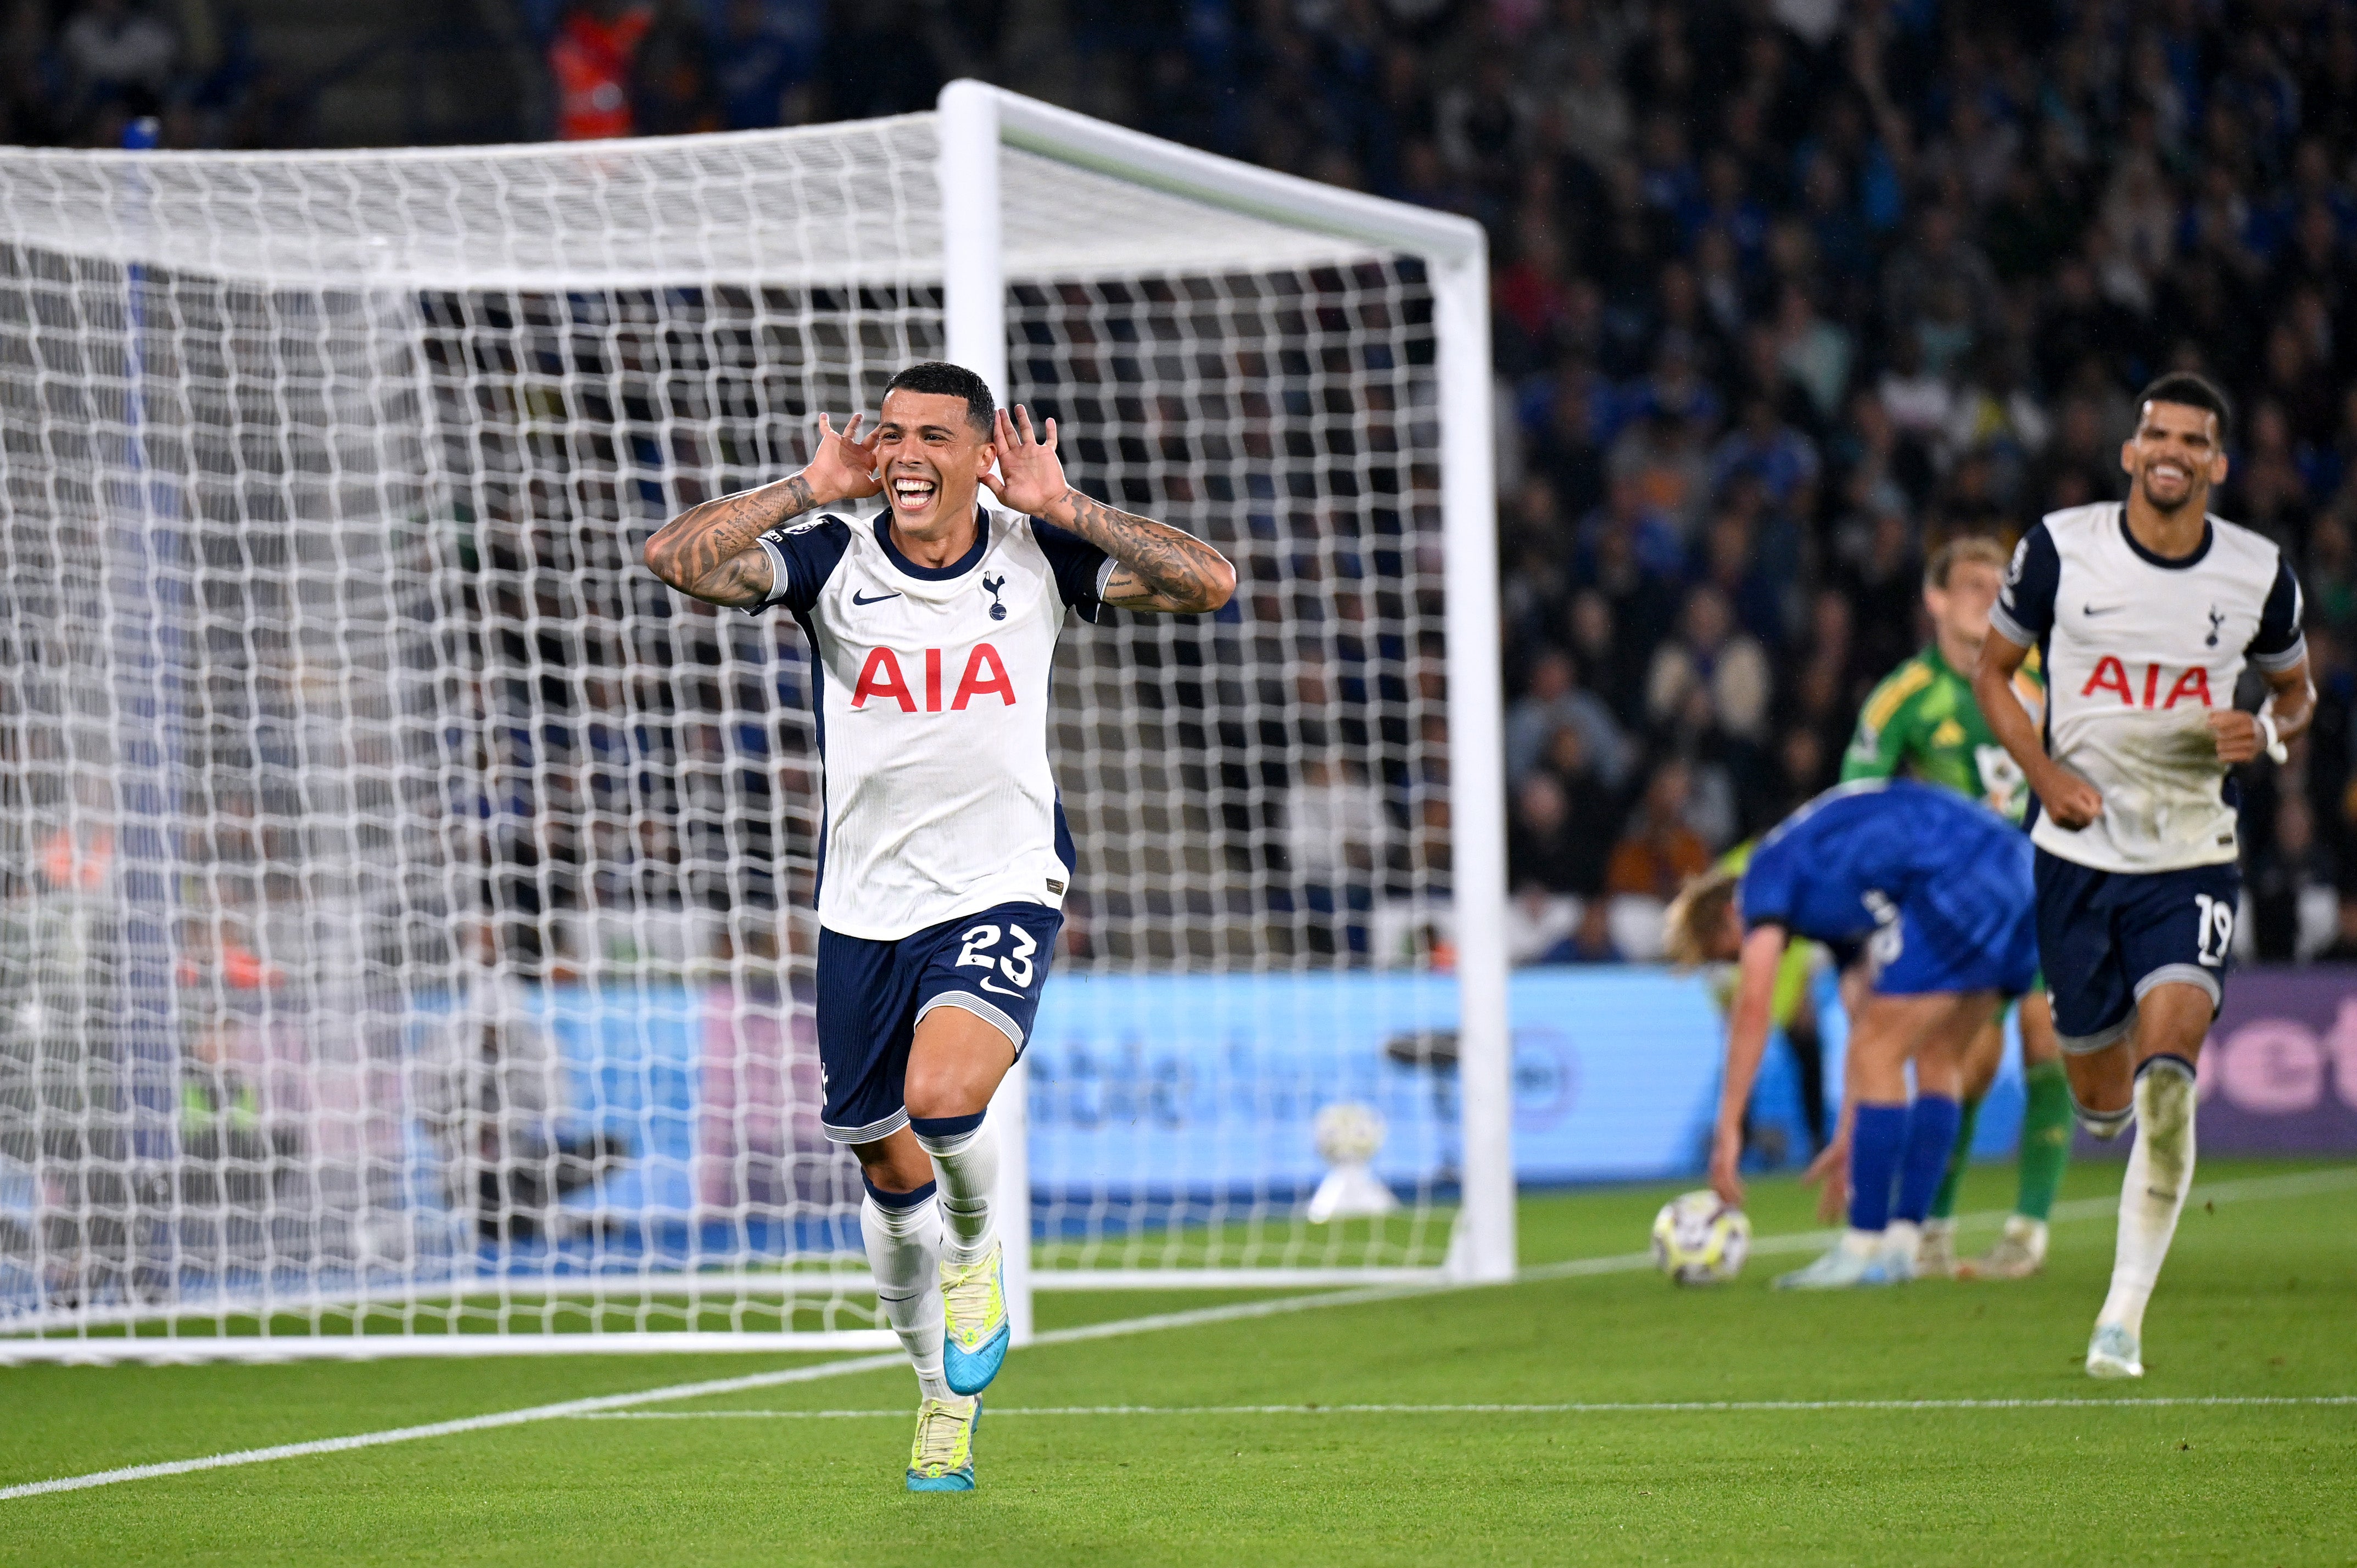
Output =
[
  {"x1": 642, "y1": 473, "x2": 818, "y2": 607},
  {"x1": 1053, "y1": 487, "x2": 1235, "y2": 614}
]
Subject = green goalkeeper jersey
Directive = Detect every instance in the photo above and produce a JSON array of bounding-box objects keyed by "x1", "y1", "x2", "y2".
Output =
[{"x1": 1840, "y1": 643, "x2": 2043, "y2": 823}]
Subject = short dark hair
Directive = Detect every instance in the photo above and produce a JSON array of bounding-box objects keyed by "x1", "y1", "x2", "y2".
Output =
[
  {"x1": 2134, "y1": 372, "x2": 2233, "y2": 447},
  {"x1": 882, "y1": 361, "x2": 995, "y2": 438}
]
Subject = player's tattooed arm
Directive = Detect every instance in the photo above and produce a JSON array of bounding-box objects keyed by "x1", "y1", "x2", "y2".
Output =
[
  {"x1": 981, "y1": 405, "x2": 1236, "y2": 614},
  {"x1": 1061, "y1": 490, "x2": 1237, "y2": 614},
  {"x1": 643, "y1": 413, "x2": 881, "y2": 607}
]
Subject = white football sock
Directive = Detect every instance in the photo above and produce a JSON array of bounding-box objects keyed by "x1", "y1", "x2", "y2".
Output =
[
  {"x1": 2096, "y1": 1057, "x2": 2197, "y2": 1342},
  {"x1": 861, "y1": 1190, "x2": 948, "y2": 1399},
  {"x1": 916, "y1": 1122, "x2": 999, "y2": 1268}
]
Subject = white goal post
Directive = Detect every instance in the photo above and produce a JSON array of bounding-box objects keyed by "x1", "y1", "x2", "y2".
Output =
[{"x1": 0, "y1": 81, "x2": 1510, "y2": 1363}]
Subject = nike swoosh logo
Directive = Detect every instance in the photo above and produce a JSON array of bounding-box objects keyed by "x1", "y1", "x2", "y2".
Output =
[
  {"x1": 978, "y1": 976, "x2": 1026, "y2": 998},
  {"x1": 851, "y1": 590, "x2": 902, "y2": 605},
  {"x1": 2082, "y1": 603, "x2": 2123, "y2": 616}
]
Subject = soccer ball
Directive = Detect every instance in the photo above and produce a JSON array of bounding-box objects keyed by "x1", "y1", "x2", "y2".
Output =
[
  {"x1": 1650, "y1": 1190, "x2": 1751, "y2": 1285},
  {"x1": 1312, "y1": 1101, "x2": 1387, "y2": 1166}
]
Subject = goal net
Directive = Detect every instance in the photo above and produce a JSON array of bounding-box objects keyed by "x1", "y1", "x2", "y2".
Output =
[{"x1": 0, "y1": 83, "x2": 1507, "y2": 1361}]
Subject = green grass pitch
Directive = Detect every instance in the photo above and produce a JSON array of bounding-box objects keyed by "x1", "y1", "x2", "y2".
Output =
[{"x1": 4, "y1": 1156, "x2": 2353, "y2": 1566}]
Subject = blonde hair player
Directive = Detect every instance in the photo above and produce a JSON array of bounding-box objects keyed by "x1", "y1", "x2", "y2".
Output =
[
  {"x1": 1666, "y1": 778, "x2": 2038, "y2": 1289},
  {"x1": 1840, "y1": 536, "x2": 2069, "y2": 1281}
]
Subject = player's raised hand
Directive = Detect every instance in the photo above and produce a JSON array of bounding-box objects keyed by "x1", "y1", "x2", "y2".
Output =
[
  {"x1": 2034, "y1": 763, "x2": 2104, "y2": 830},
  {"x1": 981, "y1": 405, "x2": 1069, "y2": 517},
  {"x1": 801, "y1": 412, "x2": 883, "y2": 503}
]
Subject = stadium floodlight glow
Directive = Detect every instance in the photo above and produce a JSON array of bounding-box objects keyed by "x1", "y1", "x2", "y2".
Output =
[{"x1": 0, "y1": 80, "x2": 1510, "y2": 1363}]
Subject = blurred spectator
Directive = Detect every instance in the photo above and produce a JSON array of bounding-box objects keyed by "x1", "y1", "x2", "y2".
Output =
[
  {"x1": 630, "y1": 2, "x2": 720, "y2": 136},
  {"x1": 1559, "y1": 897, "x2": 1621, "y2": 964},
  {"x1": 1604, "y1": 758, "x2": 1710, "y2": 900},
  {"x1": 551, "y1": 0, "x2": 654, "y2": 140},
  {"x1": 59, "y1": 0, "x2": 176, "y2": 119},
  {"x1": 712, "y1": 0, "x2": 822, "y2": 129},
  {"x1": 1507, "y1": 772, "x2": 1585, "y2": 896},
  {"x1": 1645, "y1": 585, "x2": 1770, "y2": 742},
  {"x1": 2249, "y1": 789, "x2": 2325, "y2": 962},
  {"x1": 1504, "y1": 647, "x2": 1629, "y2": 790},
  {"x1": 1534, "y1": 723, "x2": 1619, "y2": 889}
]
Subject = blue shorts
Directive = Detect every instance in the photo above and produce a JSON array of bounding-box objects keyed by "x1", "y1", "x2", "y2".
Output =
[
  {"x1": 2035, "y1": 850, "x2": 2238, "y2": 1052},
  {"x1": 1869, "y1": 836, "x2": 2039, "y2": 999},
  {"x1": 814, "y1": 901, "x2": 1063, "y2": 1144}
]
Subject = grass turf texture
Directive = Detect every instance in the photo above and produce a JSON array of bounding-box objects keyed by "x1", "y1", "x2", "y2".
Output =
[{"x1": 4, "y1": 1156, "x2": 2352, "y2": 1566}]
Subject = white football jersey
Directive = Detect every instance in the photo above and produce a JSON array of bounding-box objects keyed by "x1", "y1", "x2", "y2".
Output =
[
  {"x1": 751, "y1": 502, "x2": 1113, "y2": 940},
  {"x1": 1991, "y1": 502, "x2": 2305, "y2": 873}
]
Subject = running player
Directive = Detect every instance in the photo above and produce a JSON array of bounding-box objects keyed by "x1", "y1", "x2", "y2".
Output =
[
  {"x1": 1974, "y1": 373, "x2": 2311, "y2": 1379},
  {"x1": 1666, "y1": 779, "x2": 2038, "y2": 1288},
  {"x1": 1841, "y1": 537, "x2": 2071, "y2": 1280},
  {"x1": 643, "y1": 363, "x2": 1235, "y2": 1485}
]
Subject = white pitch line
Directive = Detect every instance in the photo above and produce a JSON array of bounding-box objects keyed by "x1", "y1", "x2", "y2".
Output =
[
  {"x1": 573, "y1": 1395, "x2": 2357, "y2": 1419},
  {"x1": 0, "y1": 1286, "x2": 1412, "y2": 1504},
  {"x1": 7, "y1": 1165, "x2": 2351, "y2": 1503}
]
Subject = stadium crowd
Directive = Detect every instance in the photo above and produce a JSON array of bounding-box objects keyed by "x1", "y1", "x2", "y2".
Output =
[{"x1": 5, "y1": 0, "x2": 2356, "y2": 966}]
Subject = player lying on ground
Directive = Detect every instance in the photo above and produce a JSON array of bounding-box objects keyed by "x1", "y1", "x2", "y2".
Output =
[
  {"x1": 1841, "y1": 536, "x2": 2071, "y2": 1281},
  {"x1": 644, "y1": 362, "x2": 1235, "y2": 1487},
  {"x1": 1973, "y1": 372, "x2": 2311, "y2": 1380},
  {"x1": 1666, "y1": 779, "x2": 2038, "y2": 1289}
]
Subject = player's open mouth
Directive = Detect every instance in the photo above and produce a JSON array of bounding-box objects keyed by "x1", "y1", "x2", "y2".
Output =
[
  {"x1": 892, "y1": 475, "x2": 939, "y2": 510},
  {"x1": 2149, "y1": 462, "x2": 2189, "y2": 485}
]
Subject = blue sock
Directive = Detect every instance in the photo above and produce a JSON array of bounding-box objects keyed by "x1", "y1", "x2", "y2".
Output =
[
  {"x1": 1894, "y1": 1095, "x2": 1963, "y2": 1224},
  {"x1": 1848, "y1": 1104, "x2": 1907, "y2": 1233}
]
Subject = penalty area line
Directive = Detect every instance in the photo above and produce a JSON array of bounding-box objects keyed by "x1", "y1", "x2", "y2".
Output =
[
  {"x1": 572, "y1": 1395, "x2": 2357, "y2": 1419},
  {"x1": 7, "y1": 1165, "x2": 2350, "y2": 1502}
]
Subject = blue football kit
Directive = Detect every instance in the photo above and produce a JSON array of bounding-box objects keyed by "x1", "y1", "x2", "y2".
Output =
[{"x1": 1740, "y1": 779, "x2": 2038, "y2": 999}]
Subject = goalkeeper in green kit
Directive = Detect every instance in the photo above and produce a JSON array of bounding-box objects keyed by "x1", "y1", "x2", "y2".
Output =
[{"x1": 1837, "y1": 537, "x2": 2073, "y2": 1280}]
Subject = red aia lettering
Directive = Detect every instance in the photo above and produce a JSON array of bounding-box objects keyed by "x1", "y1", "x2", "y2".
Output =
[
  {"x1": 951, "y1": 643, "x2": 1016, "y2": 709},
  {"x1": 853, "y1": 645, "x2": 1017, "y2": 711},
  {"x1": 2078, "y1": 655, "x2": 2215, "y2": 709},
  {"x1": 2081, "y1": 655, "x2": 2133, "y2": 705},
  {"x1": 851, "y1": 647, "x2": 915, "y2": 712},
  {"x1": 2163, "y1": 667, "x2": 2213, "y2": 708}
]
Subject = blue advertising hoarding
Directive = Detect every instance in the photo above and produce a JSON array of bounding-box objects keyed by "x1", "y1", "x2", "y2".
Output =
[{"x1": 1024, "y1": 968, "x2": 1732, "y2": 1192}]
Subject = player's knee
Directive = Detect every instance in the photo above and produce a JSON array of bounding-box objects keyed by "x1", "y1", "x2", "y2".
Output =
[
  {"x1": 851, "y1": 1130, "x2": 933, "y2": 1194},
  {"x1": 903, "y1": 1069, "x2": 985, "y2": 1124}
]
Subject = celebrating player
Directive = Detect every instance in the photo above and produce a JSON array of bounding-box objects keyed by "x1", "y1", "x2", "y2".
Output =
[
  {"x1": 1973, "y1": 373, "x2": 2310, "y2": 1379},
  {"x1": 643, "y1": 362, "x2": 1235, "y2": 1487},
  {"x1": 1841, "y1": 537, "x2": 2071, "y2": 1281},
  {"x1": 1666, "y1": 779, "x2": 2038, "y2": 1288}
]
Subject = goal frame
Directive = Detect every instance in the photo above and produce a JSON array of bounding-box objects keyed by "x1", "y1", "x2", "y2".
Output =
[
  {"x1": 936, "y1": 82, "x2": 1513, "y2": 1341},
  {"x1": 0, "y1": 85, "x2": 1511, "y2": 1364}
]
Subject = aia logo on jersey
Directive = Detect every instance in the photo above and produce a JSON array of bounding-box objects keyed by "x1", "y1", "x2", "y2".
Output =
[
  {"x1": 851, "y1": 643, "x2": 1016, "y2": 712},
  {"x1": 2080, "y1": 657, "x2": 2213, "y2": 710}
]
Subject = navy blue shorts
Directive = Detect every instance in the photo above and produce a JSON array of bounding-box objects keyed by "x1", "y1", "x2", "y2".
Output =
[
  {"x1": 814, "y1": 901, "x2": 1063, "y2": 1144},
  {"x1": 2034, "y1": 849, "x2": 2238, "y2": 1052},
  {"x1": 1869, "y1": 834, "x2": 2040, "y2": 999}
]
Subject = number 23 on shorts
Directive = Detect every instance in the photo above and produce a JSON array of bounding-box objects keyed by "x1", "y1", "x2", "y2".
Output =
[{"x1": 956, "y1": 922, "x2": 1038, "y2": 994}]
